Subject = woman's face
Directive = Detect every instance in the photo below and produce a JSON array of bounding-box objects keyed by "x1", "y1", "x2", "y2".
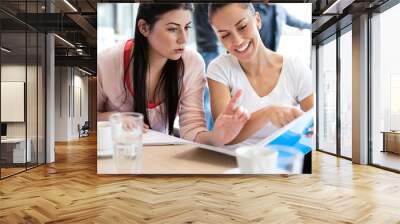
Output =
[
  {"x1": 210, "y1": 4, "x2": 262, "y2": 62},
  {"x1": 144, "y1": 9, "x2": 192, "y2": 61}
]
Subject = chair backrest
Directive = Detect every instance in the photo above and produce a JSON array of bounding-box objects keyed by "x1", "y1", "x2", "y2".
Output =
[{"x1": 82, "y1": 121, "x2": 90, "y2": 129}]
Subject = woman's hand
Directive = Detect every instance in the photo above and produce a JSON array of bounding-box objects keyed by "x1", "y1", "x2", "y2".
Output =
[
  {"x1": 212, "y1": 90, "x2": 250, "y2": 145},
  {"x1": 143, "y1": 123, "x2": 149, "y2": 133},
  {"x1": 305, "y1": 127, "x2": 313, "y2": 138},
  {"x1": 264, "y1": 105, "x2": 303, "y2": 128},
  {"x1": 120, "y1": 116, "x2": 149, "y2": 133}
]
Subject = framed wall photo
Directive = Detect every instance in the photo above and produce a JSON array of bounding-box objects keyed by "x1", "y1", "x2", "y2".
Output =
[
  {"x1": 1, "y1": 81, "x2": 25, "y2": 122},
  {"x1": 97, "y1": 3, "x2": 314, "y2": 175}
]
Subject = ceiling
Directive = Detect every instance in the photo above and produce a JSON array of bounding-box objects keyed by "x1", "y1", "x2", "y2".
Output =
[
  {"x1": 0, "y1": 0, "x2": 97, "y2": 74},
  {"x1": 311, "y1": 0, "x2": 391, "y2": 43},
  {"x1": 0, "y1": 0, "x2": 395, "y2": 75}
]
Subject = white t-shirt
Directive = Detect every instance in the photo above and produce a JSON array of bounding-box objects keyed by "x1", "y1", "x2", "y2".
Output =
[{"x1": 207, "y1": 53, "x2": 313, "y2": 146}]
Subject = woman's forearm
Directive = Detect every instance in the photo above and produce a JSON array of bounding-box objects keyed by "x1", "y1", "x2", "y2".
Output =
[
  {"x1": 227, "y1": 107, "x2": 272, "y2": 145},
  {"x1": 194, "y1": 131, "x2": 224, "y2": 147},
  {"x1": 97, "y1": 112, "x2": 116, "y2": 121},
  {"x1": 194, "y1": 107, "x2": 272, "y2": 146}
]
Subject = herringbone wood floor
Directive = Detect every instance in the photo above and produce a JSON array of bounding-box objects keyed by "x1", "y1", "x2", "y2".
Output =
[{"x1": 1, "y1": 135, "x2": 400, "y2": 223}]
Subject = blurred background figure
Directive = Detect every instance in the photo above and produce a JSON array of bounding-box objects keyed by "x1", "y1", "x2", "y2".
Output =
[
  {"x1": 193, "y1": 3, "x2": 219, "y2": 130},
  {"x1": 193, "y1": 4, "x2": 220, "y2": 67},
  {"x1": 255, "y1": 3, "x2": 311, "y2": 51}
]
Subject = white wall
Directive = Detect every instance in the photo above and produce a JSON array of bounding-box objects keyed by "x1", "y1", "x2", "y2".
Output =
[
  {"x1": 1, "y1": 65, "x2": 39, "y2": 138},
  {"x1": 71, "y1": 73, "x2": 89, "y2": 138},
  {"x1": 1, "y1": 64, "x2": 46, "y2": 164},
  {"x1": 54, "y1": 67, "x2": 89, "y2": 141},
  {"x1": 55, "y1": 67, "x2": 69, "y2": 141},
  {"x1": 1, "y1": 65, "x2": 25, "y2": 139}
]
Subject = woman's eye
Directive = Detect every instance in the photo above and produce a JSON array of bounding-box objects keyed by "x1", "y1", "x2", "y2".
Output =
[
  {"x1": 239, "y1": 25, "x2": 247, "y2": 30},
  {"x1": 168, "y1": 28, "x2": 178, "y2": 32},
  {"x1": 221, "y1": 34, "x2": 230, "y2": 39},
  {"x1": 184, "y1": 26, "x2": 192, "y2": 31}
]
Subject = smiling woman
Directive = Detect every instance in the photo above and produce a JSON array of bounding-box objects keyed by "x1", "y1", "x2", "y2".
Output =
[
  {"x1": 206, "y1": 3, "x2": 314, "y2": 146},
  {"x1": 97, "y1": 3, "x2": 250, "y2": 148}
]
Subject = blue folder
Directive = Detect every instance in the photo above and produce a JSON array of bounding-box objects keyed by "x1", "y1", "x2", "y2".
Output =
[{"x1": 259, "y1": 109, "x2": 314, "y2": 170}]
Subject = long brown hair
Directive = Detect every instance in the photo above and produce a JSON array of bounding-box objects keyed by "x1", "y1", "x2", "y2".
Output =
[{"x1": 127, "y1": 3, "x2": 193, "y2": 134}]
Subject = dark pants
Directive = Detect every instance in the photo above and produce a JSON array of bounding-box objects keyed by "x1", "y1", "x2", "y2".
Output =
[{"x1": 302, "y1": 151, "x2": 312, "y2": 174}]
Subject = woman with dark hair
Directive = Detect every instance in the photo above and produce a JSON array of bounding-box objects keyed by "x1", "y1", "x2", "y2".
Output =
[
  {"x1": 207, "y1": 3, "x2": 314, "y2": 145},
  {"x1": 97, "y1": 3, "x2": 249, "y2": 146}
]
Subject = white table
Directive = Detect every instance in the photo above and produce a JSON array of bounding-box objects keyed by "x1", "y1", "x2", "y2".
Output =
[
  {"x1": 97, "y1": 144, "x2": 237, "y2": 174},
  {"x1": 1, "y1": 138, "x2": 31, "y2": 163}
]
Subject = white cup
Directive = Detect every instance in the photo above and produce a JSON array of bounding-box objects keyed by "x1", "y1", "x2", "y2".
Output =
[
  {"x1": 235, "y1": 146, "x2": 278, "y2": 174},
  {"x1": 97, "y1": 121, "x2": 113, "y2": 152}
]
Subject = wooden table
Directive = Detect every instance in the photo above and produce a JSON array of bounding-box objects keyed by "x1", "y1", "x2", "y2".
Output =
[
  {"x1": 97, "y1": 144, "x2": 237, "y2": 174},
  {"x1": 381, "y1": 131, "x2": 400, "y2": 154}
]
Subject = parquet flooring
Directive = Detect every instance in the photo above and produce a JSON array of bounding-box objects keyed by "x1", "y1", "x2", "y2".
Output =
[
  {"x1": 1, "y1": 167, "x2": 25, "y2": 177},
  {"x1": 1, "y1": 135, "x2": 400, "y2": 223}
]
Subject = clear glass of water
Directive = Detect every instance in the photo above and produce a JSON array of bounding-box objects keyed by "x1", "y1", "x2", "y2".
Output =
[{"x1": 109, "y1": 112, "x2": 143, "y2": 173}]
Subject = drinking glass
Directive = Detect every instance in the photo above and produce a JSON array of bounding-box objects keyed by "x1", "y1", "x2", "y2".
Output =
[{"x1": 109, "y1": 112, "x2": 143, "y2": 173}]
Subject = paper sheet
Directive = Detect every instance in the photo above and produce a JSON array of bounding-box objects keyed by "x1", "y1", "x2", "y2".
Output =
[{"x1": 143, "y1": 130, "x2": 190, "y2": 146}]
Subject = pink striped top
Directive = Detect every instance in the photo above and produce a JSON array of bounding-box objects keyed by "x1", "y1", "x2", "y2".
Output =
[{"x1": 97, "y1": 40, "x2": 208, "y2": 141}]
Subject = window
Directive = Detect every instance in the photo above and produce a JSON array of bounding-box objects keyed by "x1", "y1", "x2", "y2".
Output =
[
  {"x1": 371, "y1": 2, "x2": 400, "y2": 171},
  {"x1": 339, "y1": 28, "x2": 352, "y2": 158},
  {"x1": 0, "y1": 1, "x2": 46, "y2": 179},
  {"x1": 317, "y1": 37, "x2": 337, "y2": 154}
]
